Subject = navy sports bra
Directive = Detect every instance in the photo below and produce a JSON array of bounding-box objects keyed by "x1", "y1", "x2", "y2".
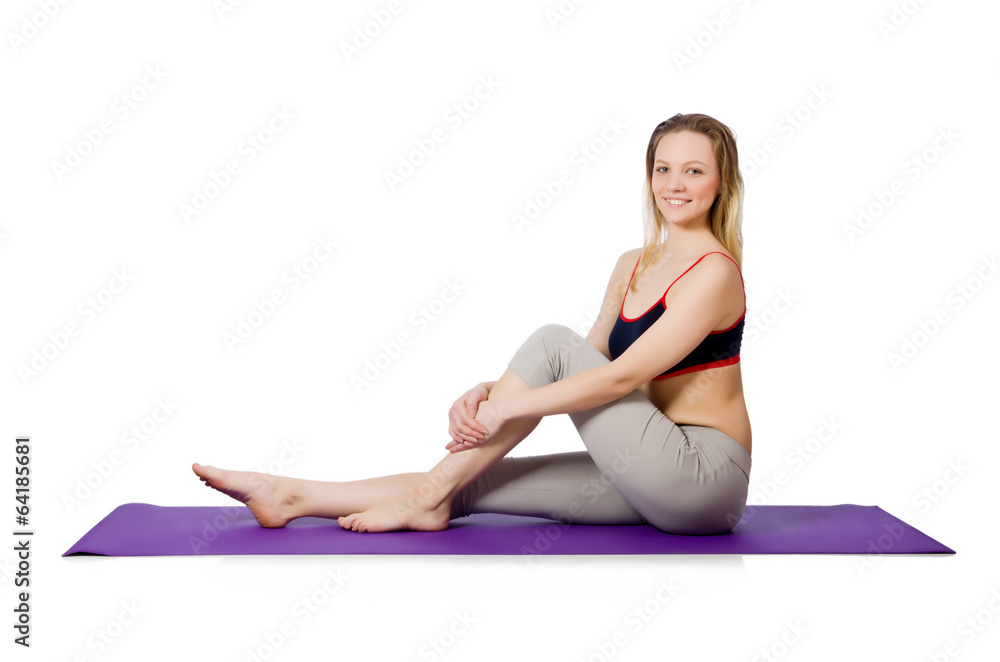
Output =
[{"x1": 608, "y1": 251, "x2": 746, "y2": 379}]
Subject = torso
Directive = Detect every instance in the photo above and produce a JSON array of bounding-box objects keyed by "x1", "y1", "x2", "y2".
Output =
[{"x1": 619, "y1": 246, "x2": 752, "y2": 456}]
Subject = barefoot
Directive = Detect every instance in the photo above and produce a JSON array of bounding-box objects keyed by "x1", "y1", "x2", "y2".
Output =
[
  {"x1": 191, "y1": 462, "x2": 294, "y2": 528},
  {"x1": 337, "y1": 486, "x2": 452, "y2": 533}
]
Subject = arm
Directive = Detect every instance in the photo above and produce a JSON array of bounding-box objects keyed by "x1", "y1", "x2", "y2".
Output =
[
  {"x1": 494, "y1": 250, "x2": 637, "y2": 421},
  {"x1": 607, "y1": 253, "x2": 742, "y2": 392},
  {"x1": 497, "y1": 362, "x2": 629, "y2": 421},
  {"x1": 585, "y1": 249, "x2": 638, "y2": 360},
  {"x1": 494, "y1": 253, "x2": 741, "y2": 422}
]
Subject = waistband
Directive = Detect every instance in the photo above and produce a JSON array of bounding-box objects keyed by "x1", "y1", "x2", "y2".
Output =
[{"x1": 678, "y1": 424, "x2": 752, "y2": 480}]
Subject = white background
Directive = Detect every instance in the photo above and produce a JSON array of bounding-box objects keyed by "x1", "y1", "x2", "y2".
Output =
[{"x1": 3, "y1": 0, "x2": 999, "y2": 660}]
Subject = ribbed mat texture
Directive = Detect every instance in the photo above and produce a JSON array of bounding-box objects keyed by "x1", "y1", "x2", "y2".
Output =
[{"x1": 62, "y1": 502, "x2": 955, "y2": 557}]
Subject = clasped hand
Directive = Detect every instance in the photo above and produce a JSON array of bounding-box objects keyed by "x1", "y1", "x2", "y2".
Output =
[{"x1": 445, "y1": 387, "x2": 508, "y2": 453}]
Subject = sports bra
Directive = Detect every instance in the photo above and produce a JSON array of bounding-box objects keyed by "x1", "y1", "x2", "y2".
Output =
[{"x1": 608, "y1": 251, "x2": 746, "y2": 379}]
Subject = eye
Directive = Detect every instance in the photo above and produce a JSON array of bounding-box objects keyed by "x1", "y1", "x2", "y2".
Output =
[{"x1": 655, "y1": 166, "x2": 703, "y2": 174}]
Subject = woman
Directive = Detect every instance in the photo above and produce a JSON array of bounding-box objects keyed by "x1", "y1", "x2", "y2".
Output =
[{"x1": 193, "y1": 112, "x2": 752, "y2": 535}]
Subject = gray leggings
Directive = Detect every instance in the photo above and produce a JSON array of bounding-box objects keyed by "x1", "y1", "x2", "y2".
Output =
[{"x1": 449, "y1": 324, "x2": 752, "y2": 535}]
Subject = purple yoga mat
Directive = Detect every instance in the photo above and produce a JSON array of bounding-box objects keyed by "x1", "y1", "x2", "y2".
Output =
[{"x1": 62, "y1": 502, "x2": 954, "y2": 556}]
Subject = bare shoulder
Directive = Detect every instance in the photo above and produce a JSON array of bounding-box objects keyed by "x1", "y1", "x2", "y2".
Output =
[
  {"x1": 697, "y1": 250, "x2": 742, "y2": 280},
  {"x1": 671, "y1": 250, "x2": 745, "y2": 314},
  {"x1": 662, "y1": 248, "x2": 743, "y2": 304},
  {"x1": 613, "y1": 247, "x2": 643, "y2": 287},
  {"x1": 620, "y1": 246, "x2": 643, "y2": 273},
  {"x1": 586, "y1": 248, "x2": 644, "y2": 354}
]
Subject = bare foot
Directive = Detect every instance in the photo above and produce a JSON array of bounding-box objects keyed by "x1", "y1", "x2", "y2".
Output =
[
  {"x1": 338, "y1": 485, "x2": 452, "y2": 533},
  {"x1": 192, "y1": 462, "x2": 295, "y2": 528}
]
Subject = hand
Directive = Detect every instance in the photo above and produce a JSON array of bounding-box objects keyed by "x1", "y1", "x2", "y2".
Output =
[
  {"x1": 445, "y1": 399, "x2": 507, "y2": 453},
  {"x1": 447, "y1": 384, "x2": 491, "y2": 447}
]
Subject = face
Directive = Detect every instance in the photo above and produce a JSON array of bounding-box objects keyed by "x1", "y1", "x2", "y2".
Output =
[{"x1": 650, "y1": 130, "x2": 721, "y2": 228}]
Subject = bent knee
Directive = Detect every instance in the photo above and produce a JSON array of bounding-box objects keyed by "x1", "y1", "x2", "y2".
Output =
[
  {"x1": 532, "y1": 323, "x2": 586, "y2": 349},
  {"x1": 534, "y1": 322, "x2": 572, "y2": 338}
]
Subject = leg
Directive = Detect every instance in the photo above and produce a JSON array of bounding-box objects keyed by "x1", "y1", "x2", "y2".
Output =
[
  {"x1": 191, "y1": 363, "x2": 542, "y2": 531},
  {"x1": 195, "y1": 324, "x2": 752, "y2": 534},
  {"x1": 336, "y1": 323, "x2": 656, "y2": 532},
  {"x1": 451, "y1": 324, "x2": 753, "y2": 534},
  {"x1": 334, "y1": 364, "x2": 546, "y2": 531},
  {"x1": 450, "y1": 450, "x2": 650, "y2": 525},
  {"x1": 191, "y1": 463, "x2": 432, "y2": 527}
]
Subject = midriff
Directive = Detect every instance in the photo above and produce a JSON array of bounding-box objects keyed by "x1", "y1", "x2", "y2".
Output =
[{"x1": 637, "y1": 362, "x2": 752, "y2": 456}]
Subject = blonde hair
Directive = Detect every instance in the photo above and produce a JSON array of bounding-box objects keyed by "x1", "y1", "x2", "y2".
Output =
[{"x1": 632, "y1": 113, "x2": 744, "y2": 293}]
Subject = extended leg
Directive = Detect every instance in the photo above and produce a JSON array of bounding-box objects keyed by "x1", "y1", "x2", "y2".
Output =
[
  {"x1": 191, "y1": 363, "x2": 542, "y2": 530},
  {"x1": 191, "y1": 463, "x2": 431, "y2": 527}
]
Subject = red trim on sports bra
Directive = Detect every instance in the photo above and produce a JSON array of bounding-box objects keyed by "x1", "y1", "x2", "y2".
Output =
[
  {"x1": 619, "y1": 251, "x2": 747, "y2": 323},
  {"x1": 711, "y1": 308, "x2": 746, "y2": 333},
  {"x1": 651, "y1": 354, "x2": 741, "y2": 380}
]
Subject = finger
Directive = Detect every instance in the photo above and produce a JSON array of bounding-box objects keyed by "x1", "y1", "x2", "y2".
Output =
[
  {"x1": 458, "y1": 408, "x2": 478, "y2": 427},
  {"x1": 458, "y1": 424, "x2": 483, "y2": 442},
  {"x1": 454, "y1": 439, "x2": 478, "y2": 452},
  {"x1": 451, "y1": 421, "x2": 476, "y2": 440},
  {"x1": 451, "y1": 421, "x2": 472, "y2": 441},
  {"x1": 451, "y1": 415, "x2": 478, "y2": 442},
  {"x1": 463, "y1": 409, "x2": 488, "y2": 434},
  {"x1": 451, "y1": 419, "x2": 472, "y2": 439}
]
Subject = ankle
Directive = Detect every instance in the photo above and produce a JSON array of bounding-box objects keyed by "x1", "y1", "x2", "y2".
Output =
[
  {"x1": 406, "y1": 474, "x2": 454, "y2": 512},
  {"x1": 419, "y1": 463, "x2": 464, "y2": 503},
  {"x1": 264, "y1": 475, "x2": 301, "y2": 517}
]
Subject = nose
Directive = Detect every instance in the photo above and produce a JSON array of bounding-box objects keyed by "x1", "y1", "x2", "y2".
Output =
[{"x1": 663, "y1": 174, "x2": 684, "y2": 192}]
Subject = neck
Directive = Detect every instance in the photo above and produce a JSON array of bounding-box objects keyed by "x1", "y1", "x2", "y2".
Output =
[{"x1": 659, "y1": 217, "x2": 715, "y2": 258}]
